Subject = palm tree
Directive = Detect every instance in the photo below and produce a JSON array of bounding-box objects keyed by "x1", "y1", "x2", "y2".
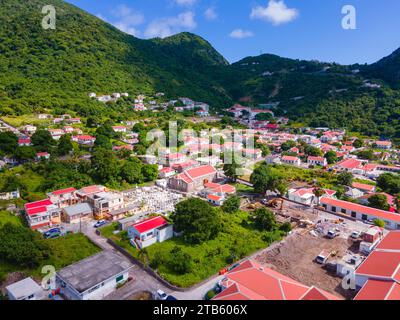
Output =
[{"x1": 313, "y1": 187, "x2": 325, "y2": 206}]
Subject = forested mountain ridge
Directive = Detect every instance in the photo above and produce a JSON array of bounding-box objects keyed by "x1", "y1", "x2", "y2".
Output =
[{"x1": 1, "y1": 0, "x2": 400, "y2": 137}]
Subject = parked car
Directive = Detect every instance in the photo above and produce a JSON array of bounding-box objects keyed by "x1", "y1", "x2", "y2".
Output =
[
  {"x1": 327, "y1": 229, "x2": 339, "y2": 239},
  {"x1": 44, "y1": 231, "x2": 61, "y2": 239},
  {"x1": 157, "y1": 289, "x2": 168, "y2": 300},
  {"x1": 166, "y1": 295, "x2": 178, "y2": 301},
  {"x1": 94, "y1": 220, "x2": 107, "y2": 228},
  {"x1": 351, "y1": 230, "x2": 361, "y2": 239}
]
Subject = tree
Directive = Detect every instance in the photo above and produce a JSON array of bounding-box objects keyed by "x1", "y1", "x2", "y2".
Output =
[
  {"x1": 0, "y1": 131, "x2": 18, "y2": 155},
  {"x1": 141, "y1": 164, "x2": 159, "y2": 182},
  {"x1": 171, "y1": 198, "x2": 221, "y2": 244},
  {"x1": 279, "y1": 222, "x2": 292, "y2": 233},
  {"x1": 120, "y1": 160, "x2": 144, "y2": 184},
  {"x1": 313, "y1": 188, "x2": 325, "y2": 206},
  {"x1": 250, "y1": 165, "x2": 284, "y2": 195},
  {"x1": 374, "y1": 219, "x2": 385, "y2": 228},
  {"x1": 280, "y1": 140, "x2": 296, "y2": 151},
  {"x1": 94, "y1": 135, "x2": 112, "y2": 150},
  {"x1": 368, "y1": 194, "x2": 390, "y2": 211},
  {"x1": 377, "y1": 173, "x2": 400, "y2": 195},
  {"x1": 221, "y1": 195, "x2": 241, "y2": 213},
  {"x1": 337, "y1": 172, "x2": 353, "y2": 186},
  {"x1": 0, "y1": 223, "x2": 49, "y2": 268},
  {"x1": 223, "y1": 158, "x2": 242, "y2": 182},
  {"x1": 304, "y1": 145, "x2": 323, "y2": 157},
  {"x1": 15, "y1": 146, "x2": 36, "y2": 161},
  {"x1": 254, "y1": 208, "x2": 277, "y2": 231},
  {"x1": 353, "y1": 139, "x2": 364, "y2": 148},
  {"x1": 396, "y1": 195, "x2": 400, "y2": 213},
  {"x1": 276, "y1": 182, "x2": 288, "y2": 197},
  {"x1": 58, "y1": 134, "x2": 73, "y2": 156},
  {"x1": 91, "y1": 148, "x2": 120, "y2": 184},
  {"x1": 31, "y1": 130, "x2": 56, "y2": 152},
  {"x1": 168, "y1": 246, "x2": 192, "y2": 274},
  {"x1": 255, "y1": 112, "x2": 273, "y2": 121},
  {"x1": 324, "y1": 151, "x2": 338, "y2": 164}
]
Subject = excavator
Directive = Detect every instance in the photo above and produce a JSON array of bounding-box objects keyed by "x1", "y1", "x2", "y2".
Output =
[{"x1": 266, "y1": 198, "x2": 284, "y2": 210}]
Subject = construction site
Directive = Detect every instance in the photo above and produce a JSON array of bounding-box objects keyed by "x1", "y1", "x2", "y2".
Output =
[{"x1": 243, "y1": 196, "x2": 370, "y2": 300}]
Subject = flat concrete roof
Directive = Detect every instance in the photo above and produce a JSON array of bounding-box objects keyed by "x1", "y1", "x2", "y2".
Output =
[
  {"x1": 57, "y1": 250, "x2": 131, "y2": 293},
  {"x1": 64, "y1": 202, "x2": 93, "y2": 217},
  {"x1": 6, "y1": 277, "x2": 42, "y2": 299}
]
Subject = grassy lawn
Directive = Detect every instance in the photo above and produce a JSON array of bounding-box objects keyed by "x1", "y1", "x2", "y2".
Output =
[
  {"x1": 232, "y1": 183, "x2": 254, "y2": 194},
  {"x1": 31, "y1": 233, "x2": 101, "y2": 278},
  {"x1": 0, "y1": 210, "x2": 101, "y2": 282},
  {"x1": 2, "y1": 115, "x2": 51, "y2": 128},
  {"x1": 102, "y1": 211, "x2": 282, "y2": 288},
  {"x1": 0, "y1": 211, "x2": 24, "y2": 226}
]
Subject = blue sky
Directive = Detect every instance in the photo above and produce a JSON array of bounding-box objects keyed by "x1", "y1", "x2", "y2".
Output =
[{"x1": 66, "y1": 0, "x2": 400, "y2": 64}]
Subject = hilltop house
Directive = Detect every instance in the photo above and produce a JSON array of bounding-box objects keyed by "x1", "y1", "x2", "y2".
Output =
[
  {"x1": 307, "y1": 156, "x2": 327, "y2": 167},
  {"x1": 281, "y1": 156, "x2": 301, "y2": 166}
]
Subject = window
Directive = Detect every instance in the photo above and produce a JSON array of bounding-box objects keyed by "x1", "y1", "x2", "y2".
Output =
[
  {"x1": 332, "y1": 206, "x2": 336, "y2": 212},
  {"x1": 351, "y1": 212, "x2": 357, "y2": 218},
  {"x1": 362, "y1": 214, "x2": 368, "y2": 221},
  {"x1": 341, "y1": 209, "x2": 346, "y2": 214},
  {"x1": 116, "y1": 275, "x2": 124, "y2": 283}
]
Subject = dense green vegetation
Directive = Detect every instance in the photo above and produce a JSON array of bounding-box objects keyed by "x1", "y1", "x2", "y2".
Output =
[
  {"x1": 1, "y1": 0, "x2": 400, "y2": 139},
  {"x1": 0, "y1": 212, "x2": 100, "y2": 282},
  {"x1": 102, "y1": 207, "x2": 286, "y2": 287}
]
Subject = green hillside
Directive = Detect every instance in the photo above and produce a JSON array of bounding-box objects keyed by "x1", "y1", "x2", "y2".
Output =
[
  {"x1": 0, "y1": 0, "x2": 231, "y2": 117},
  {"x1": 1, "y1": 0, "x2": 400, "y2": 138}
]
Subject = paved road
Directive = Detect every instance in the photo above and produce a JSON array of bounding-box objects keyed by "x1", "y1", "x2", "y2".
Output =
[{"x1": 65, "y1": 220, "x2": 220, "y2": 300}]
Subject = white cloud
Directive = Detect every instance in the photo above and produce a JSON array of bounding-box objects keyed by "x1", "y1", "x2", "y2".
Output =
[
  {"x1": 144, "y1": 12, "x2": 197, "y2": 38},
  {"x1": 229, "y1": 29, "x2": 254, "y2": 39},
  {"x1": 250, "y1": 0, "x2": 299, "y2": 26},
  {"x1": 110, "y1": 4, "x2": 145, "y2": 36},
  {"x1": 174, "y1": 0, "x2": 197, "y2": 7},
  {"x1": 204, "y1": 7, "x2": 217, "y2": 20}
]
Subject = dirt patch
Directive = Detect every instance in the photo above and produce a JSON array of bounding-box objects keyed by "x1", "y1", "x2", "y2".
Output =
[
  {"x1": 127, "y1": 291, "x2": 154, "y2": 300},
  {"x1": 254, "y1": 232, "x2": 356, "y2": 300}
]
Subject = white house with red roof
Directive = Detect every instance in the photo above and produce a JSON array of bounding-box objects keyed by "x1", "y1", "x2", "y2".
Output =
[
  {"x1": 375, "y1": 141, "x2": 392, "y2": 150},
  {"x1": 112, "y1": 126, "x2": 127, "y2": 133},
  {"x1": 288, "y1": 188, "x2": 336, "y2": 206},
  {"x1": 161, "y1": 153, "x2": 186, "y2": 166},
  {"x1": 168, "y1": 165, "x2": 218, "y2": 193},
  {"x1": 242, "y1": 148, "x2": 262, "y2": 159},
  {"x1": 281, "y1": 155, "x2": 301, "y2": 166},
  {"x1": 36, "y1": 152, "x2": 50, "y2": 161},
  {"x1": 334, "y1": 158, "x2": 363, "y2": 173},
  {"x1": 320, "y1": 197, "x2": 400, "y2": 230},
  {"x1": 213, "y1": 260, "x2": 339, "y2": 300},
  {"x1": 47, "y1": 187, "x2": 78, "y2": 208},
  {"x1": 72, "y1": 135, "x2": 96, "y2": 146},
  {"x1": 354, "y1": 231, "x2": 400, "y2": 299},
  {"x1": 201, "y1": 182, "x2": 236, "y2": 206},
  {"x1": 24, "y1": 199, "x2": 61, "y2": 230},
  {"x1": 18, "y1": 137, "x2": 31, "y2": 147},
  {"x1": 307, "y1": 156, "x2": 327, "y2": 167},
  {"x1": 352, "y1": 182, "x2": 376, "y2": 194},
  {"x1": 158, "y1": 167, "x2": 176, "y2": 179},
  {"x1": 127, "y1": 216, "x2": 173, "y2": 249}
]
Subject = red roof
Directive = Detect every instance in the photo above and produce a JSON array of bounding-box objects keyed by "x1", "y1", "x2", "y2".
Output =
[
  {"x1": 26, "y1": 206, "x2": 48, "y2": 216},
  {"x1": 375, "y1": 231, "x2": 400, "y2": 251},
  {"x1": 131, "y1": 216, "x2": 168, "y2": 234},
  {"x1": 176, "y1": 165, "x2": 217, "y2": 184},
  {"x1": 282, "y1": 156, "x2": 299, "y2": 162},
  {"x1": 335, "y1": 158, "x2": 362, "y2": 170},
  {"x1": 213, "y1": 260, "x2": 339, "y2": 301},
  {"x1": 308, "y1": 156, "x2": 325, "y2": 162},
  {"x1": 356, "y1": 250, "x2": 400, "y2": 279},
  {"x1": 320, "y1": 197, "x2": 400, "y2": 223},
  {"x1": 51, "y1": 187, "x2": 76, "y2": 196},
  {"x1": 25, "y1": 199, "x2": 53, "y2": 210},
  {"x1": 354, "y1": 280, "x2": 400, "y2": 300},
  {"x1": 207, "y1": 194, "x2": 223, "y2": 201},
  {"x1": 352, "y1": 182, "x2": 375, "y2": 192}
]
